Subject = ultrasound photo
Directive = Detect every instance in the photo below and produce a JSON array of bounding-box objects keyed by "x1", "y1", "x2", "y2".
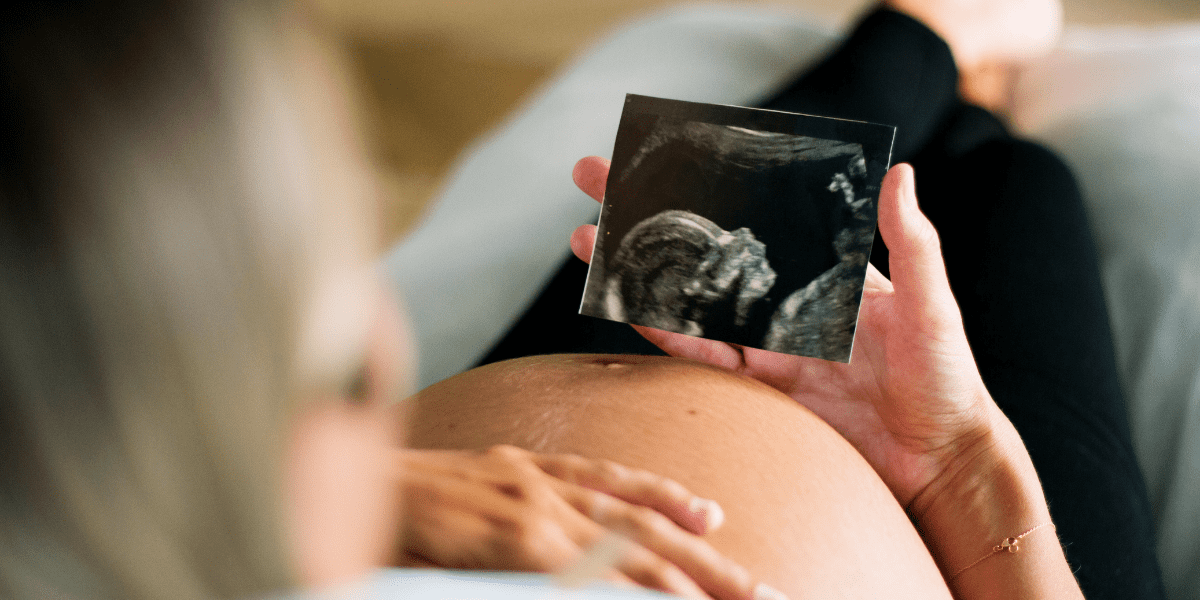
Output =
[{"x1": 579, "y1": 95, "x2": 895, "y2": 362}]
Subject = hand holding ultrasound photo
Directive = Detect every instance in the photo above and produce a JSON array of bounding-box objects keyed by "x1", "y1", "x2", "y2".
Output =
[
  {"x1": 579, "y1": 95, "x2": 896, "y2": 362},
  {"x1": 567, "y1": 114, "x2": 1083, "y2": 598}
]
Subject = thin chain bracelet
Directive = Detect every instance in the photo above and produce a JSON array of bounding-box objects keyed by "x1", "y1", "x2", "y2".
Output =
[{"x1": 948, "y1": 523, "x2": 1054, "y2": 581}]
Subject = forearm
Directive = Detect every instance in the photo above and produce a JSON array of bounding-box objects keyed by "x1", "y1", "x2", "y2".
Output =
[{"x1": 912, "y1": 404, "x2": 1084, "y2": 600}]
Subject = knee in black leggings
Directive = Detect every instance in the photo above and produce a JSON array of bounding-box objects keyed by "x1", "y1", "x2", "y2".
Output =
[
  {"x1": 911, "y1": 138, "x2": 1164, "y2": 600},
  {"x1": 911, "y1": 138, "x2": 1123, "y2": 419}
]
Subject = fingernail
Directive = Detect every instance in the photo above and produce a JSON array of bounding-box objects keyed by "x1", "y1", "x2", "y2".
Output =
[
  {"x1": 689, "y1": 497, "x2": 725, "y2": 532},
  {"x1": 753, "y1": 582, "x2": 790, "y2": 600}
]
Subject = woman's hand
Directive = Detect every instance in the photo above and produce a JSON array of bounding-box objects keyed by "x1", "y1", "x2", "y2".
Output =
[
  {"x1": 396, "y1": 444, "x2": 770, "y2": 600},
  {"x1": 569, "y1": 157, "x2": 997, "y2": 517}
]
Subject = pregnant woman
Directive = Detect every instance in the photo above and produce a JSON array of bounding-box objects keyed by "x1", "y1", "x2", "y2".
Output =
[
  {"x1": 408, "y1": 163, "x2": 1076, "y2": 600},
  {"x1": 472, "y1": 0, "x2": 1166, "y2": 599}
]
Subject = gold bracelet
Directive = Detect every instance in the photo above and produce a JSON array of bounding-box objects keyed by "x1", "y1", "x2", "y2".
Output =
[{"x1": 948, "y1": 523, "x2": 1054, "y2": 580}]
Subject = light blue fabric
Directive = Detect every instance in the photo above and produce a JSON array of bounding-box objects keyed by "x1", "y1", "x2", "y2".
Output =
[{"x1": 284, "y1": 569, "x2": 676, "y2": 600}]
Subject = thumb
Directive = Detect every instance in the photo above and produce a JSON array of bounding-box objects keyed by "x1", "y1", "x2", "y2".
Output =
[{"x1": 876, "y1": 164, "x2": 960, "y2": 328}]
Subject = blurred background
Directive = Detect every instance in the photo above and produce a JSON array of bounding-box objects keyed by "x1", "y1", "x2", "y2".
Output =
[{"x1": 307, "y1": 0, "x2": 1200, "y2": 247}]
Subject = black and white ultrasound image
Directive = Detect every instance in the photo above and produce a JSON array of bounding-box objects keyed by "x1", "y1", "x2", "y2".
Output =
[{"x1": 580, "y1": 95, "x2": 895, "y2": 362}]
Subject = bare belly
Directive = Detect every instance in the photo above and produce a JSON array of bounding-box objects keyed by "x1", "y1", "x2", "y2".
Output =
[{"x1": 404, "y1": 354, "x2": 950, "y2": 599}]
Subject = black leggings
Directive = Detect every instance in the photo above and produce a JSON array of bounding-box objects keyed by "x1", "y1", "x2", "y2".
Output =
[{"x1": 482, "y1": 9, "x2": 1165, "y2": 599}]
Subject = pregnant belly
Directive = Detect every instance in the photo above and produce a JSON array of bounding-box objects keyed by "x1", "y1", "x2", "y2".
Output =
[{"x1": 405, "y1": 354, "x2": 951, "y2": 599}]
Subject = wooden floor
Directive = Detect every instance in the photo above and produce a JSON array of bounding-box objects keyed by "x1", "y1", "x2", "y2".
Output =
[{"x1": 308, "y1": 0, "x2": 1200, "y2": 245}]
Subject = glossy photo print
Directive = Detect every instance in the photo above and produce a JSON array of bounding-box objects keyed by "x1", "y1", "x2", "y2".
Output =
[{"x1": 579, "y1": 94, "x2": 896, "y2": 362}]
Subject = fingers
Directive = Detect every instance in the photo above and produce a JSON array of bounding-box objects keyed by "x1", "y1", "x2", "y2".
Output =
[
  {"x1": 531, "y1": 453, "x2": 723, "y2": 535},
  {"x1": 399, "y1": 469, "x2": 579, "y2": 571},
  {"x1": 530, "y1": 453, "x2": 782, "y2": 600},
  {"x1": 559, "y1": 531, "x2": 711, "y2": 600},
  {"x1": 401, "y1": 446, "x2": 783, "y2": 600},
  {"x1": 875, "y1": 164, "x2": 960, "y2": 328},
  {"x1": 573, "y1": 156, "x2": 611, "y2": 202},
  {"x1": 615, "y1": 541, "x2": 714, "y2": 600},
  {"x1": 569, "y1": 156, "x2": 609, "y2": 262},
  {"x1": 632, "y1": 324, "x2": 748, "y2": 373},
  {"x1": 533, "y1": 452, "x2": 773, "y2": 600},
  {"x1": 566, "y1": 488, "x2": 759, "y2": 600},
  {"x1": 571, "y1": 224, "x2": 596, "y2": 263}
]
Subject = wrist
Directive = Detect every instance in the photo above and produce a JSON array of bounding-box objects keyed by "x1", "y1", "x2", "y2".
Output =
[
  {"x1": 908, "y1": 403, "x2": 1053, "y2": 574},
  {"x1": 907, "y1": 403, "x2": 1083, "y2": 599}
]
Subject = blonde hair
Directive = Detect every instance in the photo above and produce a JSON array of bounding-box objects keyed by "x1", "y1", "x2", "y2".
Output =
[{"x1": 0, "y1": 1, "x2": 371, "y2": 598}]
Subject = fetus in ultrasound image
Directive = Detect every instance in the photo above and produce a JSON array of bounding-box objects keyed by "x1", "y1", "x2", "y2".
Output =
[
  {"x1": 580, "y1": 95, "x2": 894, "y2": 362},
  {"x1": 599, "y1": 210, "x2": 776, "y2": 338}
]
